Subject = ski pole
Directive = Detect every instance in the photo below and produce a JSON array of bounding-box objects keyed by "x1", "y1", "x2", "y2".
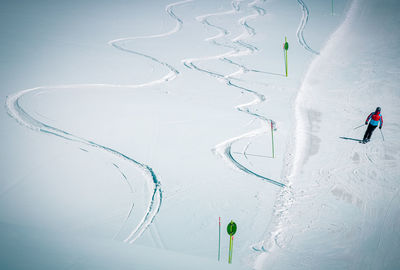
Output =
[
  {"x1": 380, "y1": 129, "x2": 385, "y2": 141},
  {"x1": 354, "y1": 124, "x2": 364, "y2": 130},
  {"x1": 219, "y1": 218, "x2": 221, "y2": 261}
]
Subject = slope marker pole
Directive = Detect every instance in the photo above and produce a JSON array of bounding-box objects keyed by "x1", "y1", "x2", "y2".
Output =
[
  {"x1": 228, "y1": 236, "x2": 234, "y2": 264},
  {"x1": 271, "y1": 121, "x2": 275, "y2": 158},
  {"x1": 218, "y1": 217, "x2": 221, "y2": 261},
  {"x1": 284, "y1": 37, "x2": 289, "y2": 77},
  {"x1": 227, "y1": 220, "x2": 237, "y2": 264}
]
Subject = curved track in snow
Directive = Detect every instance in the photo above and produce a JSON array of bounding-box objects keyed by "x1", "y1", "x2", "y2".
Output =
[
  {"x1": 183, "y1": 0, "x2": 285, "y2": 188},
  {"x1": 5, "y1": 0, "x2": 192, "y2": 244},
  {"x1": 296, "y1": 0, "x2": 319, "y2": 55}
]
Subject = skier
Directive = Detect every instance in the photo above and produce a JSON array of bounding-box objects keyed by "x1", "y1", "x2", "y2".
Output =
[{"x1": 362, "y1": 107, "x2": 383, "y2": 143}]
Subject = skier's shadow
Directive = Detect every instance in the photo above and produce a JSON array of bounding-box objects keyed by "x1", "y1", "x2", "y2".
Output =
[{"x1": 339, "y1": 136, "x2": 362, "y2": 142}]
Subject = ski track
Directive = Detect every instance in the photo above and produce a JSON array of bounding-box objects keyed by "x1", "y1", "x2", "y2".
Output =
[
  {"x1": 183, "y1": 0, "x2": 285, "y2": 188},
  {"x1": 296, "y1": 0, "x2": 319, "y2": 55},
  {"x1": 243, "y1": 141, "x2": 253, "y2": 165},
  {"x1": 113, "y1": 163, "x2": 133, "y2": 193},
  {"x1": 5, "y1": 0, "x2": 193, "y2": 245}
]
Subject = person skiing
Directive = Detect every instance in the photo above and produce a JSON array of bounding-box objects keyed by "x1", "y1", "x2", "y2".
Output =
[{"x1": 362, "y1": 107, "x2": 383, "y2": 143}]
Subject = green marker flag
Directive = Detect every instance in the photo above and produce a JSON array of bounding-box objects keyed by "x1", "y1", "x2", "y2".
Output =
[
  {"x1": 283, "y1": 37, "x2": 289, "y2": 77},
  {"x1": 227, "y1": 221, "x2": 237, "y2": 236},
  {"x1": 227, "y1": 221, "x2": 237, "y2": 264}
]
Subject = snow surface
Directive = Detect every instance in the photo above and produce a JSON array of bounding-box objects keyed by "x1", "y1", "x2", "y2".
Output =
[{"x1": 0, "y1": 0, "x2": 399, "y2": 269}]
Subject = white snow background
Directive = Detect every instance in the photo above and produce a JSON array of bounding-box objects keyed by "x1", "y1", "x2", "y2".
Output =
[{"x1": 0, "y1": 0, "x2": 399, "y2": 269}]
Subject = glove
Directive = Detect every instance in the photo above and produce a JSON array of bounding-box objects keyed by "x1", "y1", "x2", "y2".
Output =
[
  {"x1": 379, "y1": 126, "x2": 382, "y2": 129},
  {"x1": 365, "y1": 122, "x2": 368, "y2": 125}
]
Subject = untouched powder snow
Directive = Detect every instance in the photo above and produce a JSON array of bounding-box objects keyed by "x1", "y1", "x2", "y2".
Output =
[{"x1": 0, "y1": 0, "x2": 399, "y2": 269}]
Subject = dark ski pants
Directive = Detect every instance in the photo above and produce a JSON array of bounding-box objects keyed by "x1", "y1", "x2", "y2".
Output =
[{"x1": 363, "y1": 124, "x2": 377, "y2": 141}]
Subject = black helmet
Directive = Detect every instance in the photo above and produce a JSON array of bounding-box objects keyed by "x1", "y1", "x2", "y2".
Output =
[{"x1": 376, "y1": 107, "x2": 381, "y2": 112}]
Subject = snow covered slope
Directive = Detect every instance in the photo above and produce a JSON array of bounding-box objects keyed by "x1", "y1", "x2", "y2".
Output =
[
  {"x1": 1, "y1": 0, "x2": 398, "y2": 269},
  {"x1": 255, "y1": 0, "x2": 400, "y2": 269}
]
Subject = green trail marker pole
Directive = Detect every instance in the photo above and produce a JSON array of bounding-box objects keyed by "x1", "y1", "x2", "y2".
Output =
[
  {"x1": 218, "y1": 217, "x2": 221, "y2": 261},
  {"x1": 271, "y1": 121, "x2": 275, "y2": 158},
  {"x1": 227, "y1": 220, "x2": 237, "y2": 264},
  {"x1": 284, "y1": 37, "x2": 289, "y2": 77},
  {"x1": 229, "y1": 236, "x2": 234, "y2": 263}
]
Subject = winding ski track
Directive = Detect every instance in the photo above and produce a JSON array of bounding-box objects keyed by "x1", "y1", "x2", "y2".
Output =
[
  {"x1": 5, "y1": 0, "x2": 192, "y2": 245},
  {"x1": 296, "y1": 0, "x2": 319, "y2": 55},
  {"x1": 183, "y1": 0, "x2": 285, "y2": 188}
]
